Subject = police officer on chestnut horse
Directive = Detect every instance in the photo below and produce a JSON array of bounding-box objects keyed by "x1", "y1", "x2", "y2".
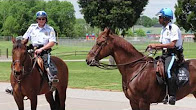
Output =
[{"x1": 148, "y1": 8, "x2": 184, "y2": 105}]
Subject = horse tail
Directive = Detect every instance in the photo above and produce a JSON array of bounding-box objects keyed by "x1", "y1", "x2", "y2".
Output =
[{"x1": 55, "y1": 90, "x2": 60, "y2": 108}]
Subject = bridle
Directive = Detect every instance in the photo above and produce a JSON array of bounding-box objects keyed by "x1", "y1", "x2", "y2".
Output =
[
  {"x1": 12, "y1": 49, "x2": 36, "y2": 83},
  {"x1": 88, "y1": 35, "x2": 153, "y2": 70}
]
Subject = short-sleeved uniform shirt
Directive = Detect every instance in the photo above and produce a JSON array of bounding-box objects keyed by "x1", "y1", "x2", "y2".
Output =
[
  {"x1": 159, "y1": 22, "x2": 183, "y2": 50},
  {"x1": 23, "y1": 23, "x2": 56, "y2": 46}
]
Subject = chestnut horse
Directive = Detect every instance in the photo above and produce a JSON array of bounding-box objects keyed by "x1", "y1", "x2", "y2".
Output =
[
  {"x1": 10, "y1": 38, "x2": 68, "y2": 110},
  {"x1": 86, "y1": 28, "x2": 196, "y2": 110}
]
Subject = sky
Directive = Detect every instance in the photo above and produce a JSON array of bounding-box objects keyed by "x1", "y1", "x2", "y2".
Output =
[{"x1": 63, "y1": 0, "x2": 178, "y2": 19}]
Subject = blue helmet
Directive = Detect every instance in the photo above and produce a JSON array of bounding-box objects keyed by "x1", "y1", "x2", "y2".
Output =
[
  {"x1": 156, "y1": 8, "x2": 173, "y2": 20},
  {"x1": 36, "y1": 11, "x2": 47, "y2": 18}
]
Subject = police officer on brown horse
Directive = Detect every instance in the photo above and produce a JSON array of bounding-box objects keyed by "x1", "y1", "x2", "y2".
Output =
[
  {"x1": 148, "y1": 8, "x2": 184, "y2": 105},
  {"x1": 6, "y1": 11, "x2": 59, "y2": 94}
]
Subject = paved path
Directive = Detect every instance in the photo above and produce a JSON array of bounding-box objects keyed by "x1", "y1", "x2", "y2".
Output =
[{"x1": 0, "y1": 82, "x2": 196, "y2": 110}]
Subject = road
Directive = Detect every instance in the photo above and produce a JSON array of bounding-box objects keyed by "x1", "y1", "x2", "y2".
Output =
[{"x1": 0, "y1": 82, "x2": 195, "y2": 110}]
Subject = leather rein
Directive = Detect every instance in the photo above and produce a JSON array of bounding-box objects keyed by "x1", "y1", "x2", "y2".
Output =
[
  {"x1": 12, "y1": 51, "x2": 36, "y2": 83},
  {"x1": 90, "y1": 37, "x2": 154, "y2": 70}
]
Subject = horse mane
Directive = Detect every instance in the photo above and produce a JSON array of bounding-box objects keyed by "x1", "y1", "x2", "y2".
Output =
[
  {"x1": 111, "y1": 34, "x2": 144, "y2": 57},
  {"x1": 13, "y1": 39, "x2": 24, "y2": 50}
]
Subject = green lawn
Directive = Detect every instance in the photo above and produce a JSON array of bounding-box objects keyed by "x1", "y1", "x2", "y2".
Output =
[
  {"x1": 0, "y1": 61, "x2": 122, "y2": 91},
  {"x1": 0, "y1": 62, "x2": 11, "y2": 81}
]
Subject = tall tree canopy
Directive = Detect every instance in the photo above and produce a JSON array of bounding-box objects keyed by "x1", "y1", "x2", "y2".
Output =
[
  {"x1": 175, "y1": 0, "x2": 196, "y2": 32},
  {"x1": 78, "y1": 0, "x2": 148, "y2": 32}
]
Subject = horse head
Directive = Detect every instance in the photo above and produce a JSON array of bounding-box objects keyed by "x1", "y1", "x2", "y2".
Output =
[
  {"x1": 12, "y1": 38, "x2": 28, "y2": 75},
  {"x1": 86, "y1": 28, "x2": 114, "y2": 66}
]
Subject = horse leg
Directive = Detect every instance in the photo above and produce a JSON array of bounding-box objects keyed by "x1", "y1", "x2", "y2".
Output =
[
  {"x1": 54, "y1": 90, "x2": 60, "y2": 110},
  {"x1": 13, "y1": 92, "x2": 24, "y2": 110},
  {"x1": 30, "y1": 96, "x2": 38, "y2": 110},
  {"x1": 129, "y1": 100, "x2": 140, "y2": 110},
  {"x1": 56, "y1": 88, "x2": 66, "y2": 110},
  {"x1": 45, "y1": 92, "x2": 56, "y2": 110},
  {"x1": 139, "y1": 101, "x2": 150, "y2": 110},
  {"x1": 193, "y1": 91, "x2": 196, "y2": 98}
]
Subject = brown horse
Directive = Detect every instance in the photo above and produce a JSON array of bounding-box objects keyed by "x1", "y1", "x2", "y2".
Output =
[
  {"x1": 86, "y1": 28, "x2": 196, "y2": 110},
  {"x1": 10, "y1": 38, "x2": 68, "y2": 110}
]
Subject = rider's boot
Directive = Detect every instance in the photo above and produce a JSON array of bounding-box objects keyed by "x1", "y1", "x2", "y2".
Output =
[
  {"x1": 5, "y1": 88, "x2": 13, "y2": 95},
  {"x1": 168, "y1": 77, "x2": 177, "y2": 105},
  {"x1": 46, "y1": 68, "x2": 59, "y2": 91}
]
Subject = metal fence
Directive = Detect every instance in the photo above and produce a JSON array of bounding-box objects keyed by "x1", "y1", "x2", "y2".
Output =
[{"x1": 0, "y1": 36, "x2": 195, "y2": 59}]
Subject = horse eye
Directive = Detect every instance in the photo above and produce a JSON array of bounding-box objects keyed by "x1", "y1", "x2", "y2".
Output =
[{"x1": 96, "y1": 41, "x2": 101, "y2": 46}]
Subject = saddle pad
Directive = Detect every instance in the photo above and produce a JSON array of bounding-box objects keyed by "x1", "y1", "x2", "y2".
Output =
[
  {"x1": 49, "y1": 59, "x2": 58, "y2": 76},
  {"x1": 176, "y1": 65, "x2": 189, "y2": 87}
]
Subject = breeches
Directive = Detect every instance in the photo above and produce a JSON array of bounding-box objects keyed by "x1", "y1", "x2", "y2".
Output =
[
  {"x1": 41, "y1": 53, "x2": 50, "y2": 69},
  {"x1": 164, "y1": 53, "x2": 176, "y2": 78}
]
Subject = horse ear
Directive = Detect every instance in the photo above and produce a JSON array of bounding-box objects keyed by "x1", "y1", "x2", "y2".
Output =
[
  {"x1": 12, "y1": 37, "x2": 16, "y2": 44},
  {"x1": 104, "y1": 27, "x2": 110, "y2": 36}
]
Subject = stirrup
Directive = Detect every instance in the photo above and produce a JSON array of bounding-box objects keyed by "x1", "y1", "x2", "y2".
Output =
[
  {"x1": 162, "y1": 95, "x2": 169, "y2": 104},
  {"x1": 5, "y1": 88, "x2": 13, "y2": 95},
  {"x1": 49, "y1": 76, "x2": 59, "y2": 92},
  {"x1": 51, "y1": 78, "x2": 59, "y2": 83},
  {"x1": 50, "y1": 75, "x2": 59, "y2": 83}
]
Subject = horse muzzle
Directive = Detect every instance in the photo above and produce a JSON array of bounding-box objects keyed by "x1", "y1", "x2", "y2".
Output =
[
  {"x1": 86, "y1": 58, "x2": 99, "y2": 66},
  {"x1": 13, "y1": 66, "x2": 24, "y2": 75}
]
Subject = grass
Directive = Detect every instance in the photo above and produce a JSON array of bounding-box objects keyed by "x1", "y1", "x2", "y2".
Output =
[
  {"x1": 0, "y1": 61, "x2": 122, "y2": 91},
  {"x1": 67, "y1": 61, "x2": 121, "y2": 91},
  {"x1": 0, "y1": 62, "x2": 11, "y2": 81}
]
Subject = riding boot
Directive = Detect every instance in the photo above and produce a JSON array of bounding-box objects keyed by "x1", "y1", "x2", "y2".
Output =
[
  {"x1": 46, "y1": 68, "x2": 59, "y2": 91},
  {"x1": 168, "y1": 77, "x2": 177, "y2": 105},
  {"x1": 5, "y1": 88, "x2": 13, "y2": 95}
]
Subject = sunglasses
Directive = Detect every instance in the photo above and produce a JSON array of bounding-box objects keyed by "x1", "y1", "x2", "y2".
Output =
[
  {"x1": 37, "y1": 18, "x2": 46, "y2": 21},
  {"x1": 159, "y1": 16, "x2": 163, "y2": 19}
]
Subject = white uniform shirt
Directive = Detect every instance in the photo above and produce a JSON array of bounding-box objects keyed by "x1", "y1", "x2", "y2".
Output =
[
  {"x1": 23, "y1": 23, "x2": 56, "y2": 46},
  {"x1": 159, "y1": 22, "x2": 183, "y2": 49}
]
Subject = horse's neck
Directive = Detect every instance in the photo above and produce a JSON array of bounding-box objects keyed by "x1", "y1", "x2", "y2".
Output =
[
  {"x1": 112, "y1": 38, "x2": 144, "y2": 65},
  {"x1": 24, "y1": 54, "x2": 33, "y2": 70}
]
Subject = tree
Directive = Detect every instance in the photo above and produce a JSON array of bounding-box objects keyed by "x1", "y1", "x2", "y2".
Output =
[
  {"x1": 151, "y1": 17, "x2": 159, "y2": 26},
  {"x1": 78, "y1": 0, "x2": 148, "y2": 32},
  {"x1": 46, "y1": 1, "x2": 76, "y2": 37},
  {"x1": 175, "y1": 0, "x2": 196, "y2": 32},
  {"x1": 135, "y1": 29, "x2": 146, "y2": 37},
  {"x1": 136, "y1": 16, "x2": 153, "y2": 27},
  {"x1": 2, "y1": 16, "x2": 20, "y2": 36},
  {"x1": 0, "y1": 0, "x2": 76, "y2": 38}
]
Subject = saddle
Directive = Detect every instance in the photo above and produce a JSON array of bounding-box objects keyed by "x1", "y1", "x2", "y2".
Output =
[
  {"x1": 155, "y1": 57, "x2": 189, "y2": 87},
  {"x1": 154, "y1": 58, "x2": 166, "y2": 85},
  {"x1": 36, "y1": 56, "x2": 59, "y2": 91},
  {"x1": 37, "y1": 57, "x2": 44, "y2": 72},
  {"x1": 36, "y1": 57, "x2": 58, "y2": 76}
]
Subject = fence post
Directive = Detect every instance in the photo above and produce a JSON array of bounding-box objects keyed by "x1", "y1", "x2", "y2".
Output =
[{"x1": 6, "y1": 48, "x2": 8, "y2": 58}]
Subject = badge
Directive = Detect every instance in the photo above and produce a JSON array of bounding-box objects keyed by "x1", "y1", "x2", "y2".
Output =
[
  {"x1": 45, "y1": 32, "x2": 49, "y2": 36},
  {"x1": 50, "y1": 32, "x2": 55, "y2": 36}
]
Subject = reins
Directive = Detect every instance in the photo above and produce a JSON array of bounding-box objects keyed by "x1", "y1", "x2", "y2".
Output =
[
  {"x1": 12, "y1": 51, "x2": 37, "y2": 83},
  {"x1": 97, "y1": 55, "x2": 148, "y2": 70},
  {"x1": 96, "y1": 51, "x2": 156, "y2": 70}
]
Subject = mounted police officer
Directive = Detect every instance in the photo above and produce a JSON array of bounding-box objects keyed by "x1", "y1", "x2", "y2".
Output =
[
  {"x1": 148, "y1": 8, "x2": 184, "y2": 105},
  {"x1": 22, "y1": 11, "x2": 58, "y2": 84},
  {"x1": 6, "y1": 11, "x2": 58, "y2": 94}
]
